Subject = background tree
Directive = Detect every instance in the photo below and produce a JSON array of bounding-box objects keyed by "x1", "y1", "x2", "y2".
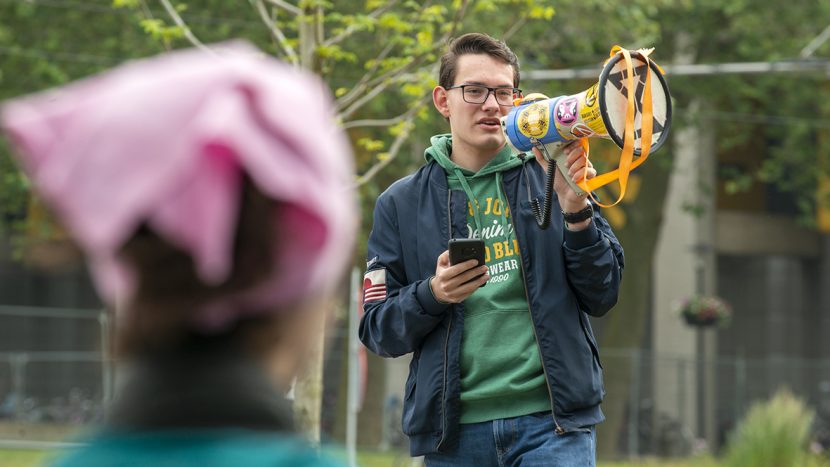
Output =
[{"x1": 2, "y1": 0, "x2": 829, "y2": 456}]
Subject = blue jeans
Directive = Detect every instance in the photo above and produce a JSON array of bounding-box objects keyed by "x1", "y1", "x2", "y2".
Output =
[{"x1": 423, "y1": 412, "x2": 596, "y2": 467}]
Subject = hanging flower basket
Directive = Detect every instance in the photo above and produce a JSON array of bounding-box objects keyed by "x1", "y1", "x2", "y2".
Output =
[{"x1": 674, "y1": 295, "x2": 732, "y2": 328}]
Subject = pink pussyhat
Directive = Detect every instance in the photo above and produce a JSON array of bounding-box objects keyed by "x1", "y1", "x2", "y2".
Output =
[{"x1": 1, "y1": 41, "x2": 358, "y2": 331}]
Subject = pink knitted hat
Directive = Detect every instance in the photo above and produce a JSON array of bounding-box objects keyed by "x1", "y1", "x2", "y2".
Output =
[{"x1": 1, "y1": 42, "x2": 357, "y2": 330}]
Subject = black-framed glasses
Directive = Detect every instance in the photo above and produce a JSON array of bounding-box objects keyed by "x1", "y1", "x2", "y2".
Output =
[{"x1": 445, "y1": 84, "x2": 522, "y2": 107}]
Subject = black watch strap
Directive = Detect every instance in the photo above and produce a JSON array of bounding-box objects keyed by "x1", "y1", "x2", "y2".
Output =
[{"x1": 562, "y1": 204, "x2": 594, "y2": 224}]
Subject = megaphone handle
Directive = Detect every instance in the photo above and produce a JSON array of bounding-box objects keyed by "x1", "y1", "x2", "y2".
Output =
[{"x1": 539, "y1": 142, "x2": 587, "y2": 197}]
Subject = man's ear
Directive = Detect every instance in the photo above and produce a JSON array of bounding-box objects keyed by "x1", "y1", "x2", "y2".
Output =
[{"x1": 432, "y1": 86, "x2": 450, "y2": 119}]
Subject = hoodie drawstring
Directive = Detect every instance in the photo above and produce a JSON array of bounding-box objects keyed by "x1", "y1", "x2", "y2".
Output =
[
  {"x1": 454, "y1": 167, "x2": 483, "y2": 237},
  {"x1": 454, "y1": 168, "x2": 515, "y2": 248},
  {"x1": 495, "y1": 172, "x2": 513, "y2": 244}
]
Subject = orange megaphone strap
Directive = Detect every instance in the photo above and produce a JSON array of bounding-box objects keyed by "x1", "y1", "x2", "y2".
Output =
[{"x1": 578, "y1": 45, "x2": 656, "y2": 208}]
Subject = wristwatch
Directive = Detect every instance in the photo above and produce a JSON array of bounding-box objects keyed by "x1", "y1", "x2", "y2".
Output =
[{"x1": 562, "y1": 204, "x2": 594, "y2": 224}]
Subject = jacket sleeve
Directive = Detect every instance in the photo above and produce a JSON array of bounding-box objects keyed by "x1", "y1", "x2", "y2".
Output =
[
  {"x1": 358, "y1": 194, "x2": 450, "y2": 358},
  {"x1": 561, "y1": 204, "x2": 625, "y2": 317}
]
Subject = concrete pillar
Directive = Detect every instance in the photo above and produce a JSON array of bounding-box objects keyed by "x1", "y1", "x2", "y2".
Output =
[
  {"x1": 652, "y1": 99, "x2": 717, "y2": 447},
  {"x1": 652, "y1": 104, "x2": 702, "y2": 439}
]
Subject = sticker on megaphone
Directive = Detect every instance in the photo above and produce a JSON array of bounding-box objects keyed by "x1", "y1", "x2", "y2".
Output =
[{"x1": 500, "y1": 48, "x2": 672, "y2": 198}]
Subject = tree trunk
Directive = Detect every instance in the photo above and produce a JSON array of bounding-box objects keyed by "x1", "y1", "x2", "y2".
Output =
[{"x1": 293, "y1": 6, "x2": 325, "y2": 442}]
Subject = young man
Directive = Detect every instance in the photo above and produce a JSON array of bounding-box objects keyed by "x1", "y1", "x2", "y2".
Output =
[{"x1": 359, "y1": 33, "x2": 624, "y2": 466}]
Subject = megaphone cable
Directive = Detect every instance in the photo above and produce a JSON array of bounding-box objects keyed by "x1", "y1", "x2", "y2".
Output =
[{"x1": 529, "y1": 140, "x2": 557, "y2": 230}]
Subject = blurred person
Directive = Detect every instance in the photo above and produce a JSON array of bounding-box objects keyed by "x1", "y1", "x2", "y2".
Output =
[
  {"x1": 1, "y1": 42, "x2": 357, "y2": 467},
  {"x1": 359, "y1": 33, "x2": 624, "y2": 466}
]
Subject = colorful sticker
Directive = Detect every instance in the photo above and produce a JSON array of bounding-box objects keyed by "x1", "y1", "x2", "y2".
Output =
[
  {"x1": 579, "y1": 86, "x2": 608, "y2": 137},
  {"x1": 571, "y1": 123, "x2": 594, "y2": 138},
  {"x1": 555, "y1": 97, "x2": 578, "y2": 126},
  {"x1": 518, "y1": 101, "x2": 550, "y2": 138},
  {"x1": 584, "y1": 84, "x2": 598, "y2": 107}
]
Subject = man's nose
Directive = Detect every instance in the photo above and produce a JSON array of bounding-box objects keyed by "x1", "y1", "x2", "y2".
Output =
[{"x1": 482, "y1": 90, "x2": 500, "y2": 110}]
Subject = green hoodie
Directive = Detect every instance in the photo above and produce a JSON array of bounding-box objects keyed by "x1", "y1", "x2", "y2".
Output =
[{"x1": 425, "y1": 134, "x2": 550, "y2": 424}]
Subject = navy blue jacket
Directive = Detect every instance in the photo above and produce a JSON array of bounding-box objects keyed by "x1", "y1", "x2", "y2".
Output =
[{"x1": 359, "y1": 156, "x2": 624, "y2": 456}]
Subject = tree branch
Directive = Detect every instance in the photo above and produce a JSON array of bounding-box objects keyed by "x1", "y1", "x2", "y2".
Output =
[
  {"x1": 437, "y1": 0, "x2": 470, "y2": 44},
  {"x1": 253, "y1": 0, "x2": 299, "y2": 65},
  {"x1": 158, "y1": 0, "x2": 212, "y2": 53},
  {"x1": 342, "y1": 108, "x2": 416, "y2": 130},
  {"x1": 335, "y1": 42, "x2": 395, "y2": 110},
  {"x1": 338, "y1": 78, "x2": 393, "y2": 121},
  {"x1": 339, "y1": 48, "x2": 447, "y2": 118},
  {"x1": 354, "y1": 98, "x2": 428, "y2": 187},
  {"x1": 263, "y1": 0, "x2": 302, "y2": 16},
  {"x1": 352, "y1": 1, "x2": 470, "y2": 185},
  {"x1": 502, "y1": 15, "x2": 528, "y2": 42},
  {"x1": 138, "y1": 0, "x2": 171, "y2": 51},
  {"x1": 322, "y1": 0, "x2": 399, "y2": 48},
  {"x1": 336, "y1": 0, "x2": 471, "y2": 115}
]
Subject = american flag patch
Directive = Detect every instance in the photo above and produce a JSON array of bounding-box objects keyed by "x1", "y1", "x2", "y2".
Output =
[{"x1": 363, "y1": 269, "x2": 387, "y2": 303}]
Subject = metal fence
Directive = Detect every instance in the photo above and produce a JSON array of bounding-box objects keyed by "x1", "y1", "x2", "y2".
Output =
[
  {"x1": 601, "y1": 349, "x2": 830, "y2": 458},
  {"x1": 2, "y1": 311, "x2": 830, "y2": 460}
]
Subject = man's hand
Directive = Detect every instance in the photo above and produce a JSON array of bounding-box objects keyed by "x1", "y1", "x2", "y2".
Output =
[
  {"x1": 430, "y1": 250, "x2": 489, "y2": 304},
  {"x1": 532, "y1": 141, "x2": 597, "y2": 230}
]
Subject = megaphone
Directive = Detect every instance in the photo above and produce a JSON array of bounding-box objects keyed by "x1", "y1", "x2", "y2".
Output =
[{"x1": 501, "y1": 47, "x2": 672, "y2": 208}]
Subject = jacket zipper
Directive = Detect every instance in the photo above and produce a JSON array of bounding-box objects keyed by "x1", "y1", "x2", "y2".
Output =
[
  {"x1": 506, "y1": 174, "x2": 566, "y2": 435},
  {"x1": 436, "y1": 188, "x2": 453, "y2": 450}
]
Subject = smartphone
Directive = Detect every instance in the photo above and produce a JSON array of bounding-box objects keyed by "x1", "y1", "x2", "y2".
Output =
[
  {"x1": 448, "y1": 238, "x2": 487, "y2": 286},
  {"x1": 449, "y1": 238, "x2": 485, "y2": 266}
]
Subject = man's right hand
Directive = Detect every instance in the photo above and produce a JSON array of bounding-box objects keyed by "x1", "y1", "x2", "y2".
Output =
[{"x1": 430, "y1": 250, "x2": 489, "y2": 304}]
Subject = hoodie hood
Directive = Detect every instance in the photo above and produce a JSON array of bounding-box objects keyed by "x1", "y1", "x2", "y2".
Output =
[
  {"x1": 424, "y1": 134, "x2": 524, "y2": 237},
  {"x1": 424, "y1": 134, "x2": 522, "y2": 178}
]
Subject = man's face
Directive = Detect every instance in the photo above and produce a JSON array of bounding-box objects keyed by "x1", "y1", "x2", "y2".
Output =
[{"x1": 433, "y1": 54, "x2": 516, "y2": 157}]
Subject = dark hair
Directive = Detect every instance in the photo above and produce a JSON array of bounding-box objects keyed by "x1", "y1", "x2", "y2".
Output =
[
  {"x1": 438, "y1": 33, "x2": 520, "y2": 89},
  {"x1": 115, "y1": 178, "x2": 280, "y2": 355}
]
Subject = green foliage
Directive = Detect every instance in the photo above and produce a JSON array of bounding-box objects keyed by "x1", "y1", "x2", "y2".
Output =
[
  {"x1": 0, "y1": 0, "x2": 168, "y2": 251},
  {"x1": 724, "y1": 389, "x2": 815, "y2": 467},
  {"x1": 139, "y1": 19, "x2": 185, "y2": 44},
  {"x1": 4, "y1": 0, "x2": 829, "y2": 261},
  {"x1": 112, "y1": 0, "x2": 140, "y2": 8}
]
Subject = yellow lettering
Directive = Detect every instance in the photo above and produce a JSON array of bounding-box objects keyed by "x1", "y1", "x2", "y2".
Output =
[
  {"x1": 493, "y1": 199, "x2": 502, "y2": 216},
  {"x1": 484, "y1": 246, "x2": 491, "y2": 263},
  {"x1": 484, "y1": 197, "x2": 493, "y2": 215},
  {"x1": 503, "y1": 240, "x2": 514, "y2": 257},
  {"x1": 493, "y1": 242, "x2": 504, "y2": 259},
  {"x1": 513, "y1": 239, "x2": 520, "y2": 255}
]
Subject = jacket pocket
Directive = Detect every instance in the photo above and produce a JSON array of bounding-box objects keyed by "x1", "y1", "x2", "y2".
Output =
[
  {"x1": 401, "y1": 328, "x2": 446, "y2": 437},
  {"x1": 401, "y1": 355, "x2": 419, "y2": 433},
  {"x1": 579, "y1": 312, "x2": 602, "y2": 369}
]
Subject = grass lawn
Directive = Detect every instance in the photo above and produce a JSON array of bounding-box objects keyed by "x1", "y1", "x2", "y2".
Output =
[{"x1": 0, "y1": 449, "x2": 52, "y2": 467}]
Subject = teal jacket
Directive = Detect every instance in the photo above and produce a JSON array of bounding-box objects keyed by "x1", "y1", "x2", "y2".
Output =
[
  {"x1": 52, "y1": 431, "x2": 343, "y2": 467},
  {"x1": 49, "y1": 343, "x2": 343, "y2": 467}
]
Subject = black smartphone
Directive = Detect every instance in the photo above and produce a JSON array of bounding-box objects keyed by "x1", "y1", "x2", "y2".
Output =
[
  {"x1": 448, "y1": 239, "x2": 487, "y2": 286},
  {"x1": 448, "y1": 238, "x2": 485, "y2": 267}
]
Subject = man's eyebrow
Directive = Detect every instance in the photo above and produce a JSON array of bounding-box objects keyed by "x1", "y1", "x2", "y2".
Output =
[{"x1": 460, "y1": 81, "x2": 516, "y2": 88}]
